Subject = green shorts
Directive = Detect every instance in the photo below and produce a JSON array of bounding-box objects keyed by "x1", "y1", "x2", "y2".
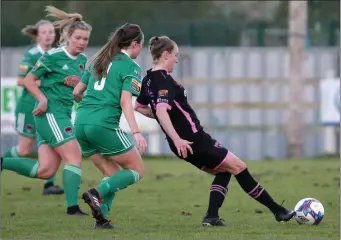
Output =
[
  {"x1": 15, "y1": 103, "x2": 36, "y2": 139},
  {"x1": 35, "y1": 112, "x2": 76, "y2": 148},
  {"x1": 74, "y1": 124, "x2": 134, "y2": 158}
]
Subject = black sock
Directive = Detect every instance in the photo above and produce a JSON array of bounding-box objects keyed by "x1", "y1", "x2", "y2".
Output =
[
  {"x1": 207, "y1": 172, "x2": 232, "y2": 217},
  {"x1": 67, "y1": 205, "x2": 80, "y2": 214},
  {"x1": 234, "y1": 168, "x2": 283, "y2": 214},
  {"x1": 44, "y1": 182, "x2": 54, "y2": 189}
]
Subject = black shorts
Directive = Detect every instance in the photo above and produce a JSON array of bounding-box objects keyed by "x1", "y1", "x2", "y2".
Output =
[{"x1": 167, "y1": 130, "x2": 228, "y2": 170}]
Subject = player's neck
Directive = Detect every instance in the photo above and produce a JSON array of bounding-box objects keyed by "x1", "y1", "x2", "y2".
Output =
[
  {"x1": 65, "y1": 46, "x2": 79, "y2": 57},
  {"x1": 152, "y1": 63, "x2": 169, "y2": 73},
  {"x1": 37, "y1": 44, "x2": 51, "y2": 53}
]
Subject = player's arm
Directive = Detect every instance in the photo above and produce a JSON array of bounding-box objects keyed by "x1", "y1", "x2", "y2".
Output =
[
  {"x1": 73, "y1": 69, "x2": 90, "y2": 102},
  {"x1": 24, "y1": 54, "x2": 52, "y2": 115},
  {"x1": 17, "y1": 53, "x2": 40, "y2": 87},
  {"x1": 134, "y1": 83, "x2": 155, "y2": 119}
]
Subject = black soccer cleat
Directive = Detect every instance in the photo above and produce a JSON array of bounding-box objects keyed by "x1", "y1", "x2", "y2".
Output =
[
  {"x1": 43, "y1": 185, "x2": 64, "y2": 195},
  {"x1": 82, "y1": 189, "x2": 106, "y2": 222},
  {"x1": 94, "y1": 219, "x2": 115, "y2": 229},
  {"x1": 202, "y1": 213, "x2": 226, "y2": 226},
  {"x1": 274, "y1": 200, "x2": 296, "y2": 222},
  {"x1": 67, "y1": 205, "x2": 88, "y2": 216},
  {"x1": 274, "y1": 208, "x2": 296, "y2": 222}
]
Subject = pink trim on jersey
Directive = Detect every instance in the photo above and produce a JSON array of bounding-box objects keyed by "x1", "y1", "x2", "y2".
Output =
[
  {"x1": 156, "y1": 103, "x2": 172, "y2": 110},
  {"x1": 173, "y1": 100, "x2": 198, "y2": 133},
  {"x1": 135, "y1": 100, "x2": 148, "y2": 108},
  {"x1": 213, "y1": 152, "x2": 229, "y2": 171}
]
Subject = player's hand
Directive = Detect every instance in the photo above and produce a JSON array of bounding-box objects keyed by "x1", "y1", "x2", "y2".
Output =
[
  {"x1": 173, "y1": 138, "x2": 193, "y2": 159},
  {"x1": 134, "y1": 133, "x2": 147, "y2": 153},
  {"x1": 64, "y1": 75, "x2": 80, "y2": 87},
  {"x1": 33, "y1": 98, "x2": 48, "y2": 116}
]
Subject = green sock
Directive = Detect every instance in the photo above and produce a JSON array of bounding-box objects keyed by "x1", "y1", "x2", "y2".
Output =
[
  {"x1": 45, "y1": 175, "x2": 56, "y2": 184},
  {"x1": 2, "y1": 157, "x2": 39, "y2": 177},
  {"x1": 63, "y1": 165, "x2": 82, "y2": 207},
  {"x1": 96, "y1": 170, "x2": 139, "y2": 198},
  {"x1": 3, "y1": 147, "x2": 19, "y2": 158},
  {"x1": 100, "y1": 177, "x2": 116, "y2": 218}
]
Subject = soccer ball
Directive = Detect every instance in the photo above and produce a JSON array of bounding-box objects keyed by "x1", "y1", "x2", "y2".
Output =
[{"x1": 294, "y1": 198, "x2": 324, "y2": 225}]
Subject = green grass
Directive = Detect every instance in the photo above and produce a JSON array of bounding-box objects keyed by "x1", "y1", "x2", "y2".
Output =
[{"x1": 1, "y1": 157, "x2": 339, "y2": 240}]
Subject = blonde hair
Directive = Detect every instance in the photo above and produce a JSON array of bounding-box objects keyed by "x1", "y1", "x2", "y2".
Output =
[
  {"x1": 21, "y1": 20, "x2": 53, "y2": 41},
  {"x1": 44, "y1": 5, "x2": 92, "y2": 46},
  {"x1": 87, "y1": 23, "x2": 143, "y2": 79}
]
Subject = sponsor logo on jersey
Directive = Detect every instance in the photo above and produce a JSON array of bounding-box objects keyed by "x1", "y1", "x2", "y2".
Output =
[
  {"x1": 158, "y1": 90, "x2": 168, "y2": 97},
  {"x1": 33, "y1": 61, "x2": 41, "y2": 70},
  {"x1": 19, "y1": 64, "x2": 28, "y2": 73},
  {"x1": 157, "y1": 98, "x2": 168, "y2": 103},
  {"x1": 184, "y1": 89, "x2": 187, "y2": 97},
  {"x1": 64, "y1": 126, "x2": 73, "y2": 135},
  {"x1": 131, "y1": 79, "x2": 141, "y2": 93}
]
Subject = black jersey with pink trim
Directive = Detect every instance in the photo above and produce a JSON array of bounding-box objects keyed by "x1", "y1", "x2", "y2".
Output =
[{"x1": 136, "y1": 69, "x2": 203, "y2": 139}]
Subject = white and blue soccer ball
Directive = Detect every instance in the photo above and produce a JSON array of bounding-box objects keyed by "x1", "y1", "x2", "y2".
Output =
[{"x1": 294, "y1": 198, "x2": 324, "y2": 225}]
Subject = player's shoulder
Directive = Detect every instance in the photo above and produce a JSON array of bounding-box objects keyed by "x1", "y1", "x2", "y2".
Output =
[
  {"x1": 79, "y1": 52, "x2": 88, "y2": 61},
  {"x1": 46, "y1": 47, "x2": 64, "y2": 56},
  {"x1": 26, "y1": 46, "x2": 41, "y2": 56}
]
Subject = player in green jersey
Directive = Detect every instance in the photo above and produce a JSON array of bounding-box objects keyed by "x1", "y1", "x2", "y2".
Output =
[
  {"x1": 2, "y1": 19, "x2": 64, "y2": 195},
  {"x1": 1, "y1": 6, "x2": 90, "y2": 216},
  {"x1": 73, "y1": 23, "x2": 146, "y2": 229}
]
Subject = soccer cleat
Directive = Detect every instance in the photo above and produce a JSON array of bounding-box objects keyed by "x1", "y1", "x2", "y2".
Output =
[
  {"x1": 274, "y1": 201, "x2": 296, "y2": 222},
  {"x1": 94, "y1": 219, "x2": 115, "y2": 229},
  {"x1": 43, "y1": 185, "x2": 64, "y2": 195},
  {"x1": 274, "y1": 208, "x2": 296, "y2": 222},
  {"x1": 82, "y1": 189, "x2": 106, "y2": 222},
  {"x1": 67, "y1": 205, "x2": 88, "y2": 216},
  {"x1": 202, "y1": 213, "x2": 226, "y2": 226},
  {"x1": 1, "y1": 157, "x2": 3, "y2": 172}
]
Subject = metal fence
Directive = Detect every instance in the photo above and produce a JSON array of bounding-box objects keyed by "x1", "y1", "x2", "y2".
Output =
[{"x1": 1, "y1": 46, "x2": 339, "y2": 160}]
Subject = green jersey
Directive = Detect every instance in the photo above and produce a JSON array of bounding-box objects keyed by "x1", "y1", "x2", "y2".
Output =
[
  {"x1": 30, "y1": 46, "x2": 87, "y2": 117},
  {"x1": 17, "y1": 45, "x2": 45, "y2": 105},
  {"x1": 76, "y1": 51, "x2": 142, "y2": 129}
]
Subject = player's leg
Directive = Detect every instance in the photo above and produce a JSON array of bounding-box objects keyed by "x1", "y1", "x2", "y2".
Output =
[
  {"x1": 213, "y1": 151, "x2": 295, "y2": 222},
  {"x1": 36, "y1": 113, "x2": 87, "y2": 215},
  {"x1": 88, "y1": 154, "x2": 120, "y2": 229},
  {"x1": 82, "y1": 127, "x2": 144, "y2": 223}
]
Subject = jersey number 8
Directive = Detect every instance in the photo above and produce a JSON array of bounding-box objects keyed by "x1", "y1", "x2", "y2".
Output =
[{"x1": 94, "y1": 62, "x2": 112, "y2": 91}]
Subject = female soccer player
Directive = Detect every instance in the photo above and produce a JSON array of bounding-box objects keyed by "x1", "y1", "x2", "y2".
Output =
[
  {"x1": 134, "y1": 36, "x2": 296, "y2": 226},
  {"x1": 2, "y1": 6, "x2": 91, "y2": 216},
  {"x1": 2, "y1": 20, "x2": 64, "y2": 195},
  {"x1": 73, "y1": 23, "x2": 146, "y2": 229}
]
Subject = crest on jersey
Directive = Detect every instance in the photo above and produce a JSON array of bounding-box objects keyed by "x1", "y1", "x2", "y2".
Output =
[
  {"x1": 25, "y1": 124, "x2": 33, "y2": 133},
  {"x1": 19, "y1": 64, "x2": 28, "y2": 73},
  {"x1": 79, "y1": 64, "x2": 84, "y2": 71},
  {"x1": 158, "y1": 90, "x2": 168, "y2": 97},
  {"x1": 64, "y1": 126, "x2": 73, "y2": 135},
  {"x1": 214, "y1": 141, "x2": 223, "y2": 148},
  {"x1": 131, "y1": 79, "x2": 141, "y2": 93}
]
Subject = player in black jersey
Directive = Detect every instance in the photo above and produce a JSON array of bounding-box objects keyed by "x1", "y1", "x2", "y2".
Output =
[{"x1": 135, "y1": 36, "x2": 295, "y2": 226}]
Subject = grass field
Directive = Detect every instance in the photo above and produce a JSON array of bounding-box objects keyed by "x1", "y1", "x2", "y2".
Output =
[{"x1": 1, "y1": 157, "x2": 339, "y2": 240}]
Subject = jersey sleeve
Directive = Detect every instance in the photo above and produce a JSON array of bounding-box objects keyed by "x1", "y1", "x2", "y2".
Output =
[
  {"x1": 80, "y1": 68, "x2": 91, "y2": 85},
  {"x1": 30, "y1": 53, "x2": 53, "y2": 79},
  {"x1": 121, "y1": 64, "x2": 142, "y2": 96},
  {"x1": 17, "y1": 52, "x2": 34, "y2": 77},
  {"x1": 136, "y1": 81, "x2": 149, "y2": 107},
  {"x1": 155, "y1": 75, "x2": 175, "y2": 111}
]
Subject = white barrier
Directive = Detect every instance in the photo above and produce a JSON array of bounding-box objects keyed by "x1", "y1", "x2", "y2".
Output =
[{"x1": 1, "y1": 78, "x2": 161, "y2": 154}]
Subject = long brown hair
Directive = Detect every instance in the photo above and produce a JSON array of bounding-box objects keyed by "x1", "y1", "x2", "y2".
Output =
[
  {"x1": 44, "y1": 5, "x2": 92, "y2": 46},
  {"x1": 87, "y1": 23, "x2": 143, "y2": 78},
  {"x1": 21, "y1": 20, "x2": 53, "y2": 41}
]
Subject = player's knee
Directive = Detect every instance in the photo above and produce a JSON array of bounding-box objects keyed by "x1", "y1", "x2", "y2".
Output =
[
  {"x1": 37, "y1": 166, "x2": 56, "y2": 179},
  {"x1": 127, "y1": 161, "x2": 144, "y2": 179},
  {"x1": 17, "y1": 147, "x2": 31, "y2": 157},
  {"x1": 231, "y1": 159, "x2": 247, "y2": 175}
]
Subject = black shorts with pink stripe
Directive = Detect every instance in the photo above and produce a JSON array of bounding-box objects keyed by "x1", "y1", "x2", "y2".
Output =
[{"x1": 167, "y1": 130, "x2": 229, "y2": 170}]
